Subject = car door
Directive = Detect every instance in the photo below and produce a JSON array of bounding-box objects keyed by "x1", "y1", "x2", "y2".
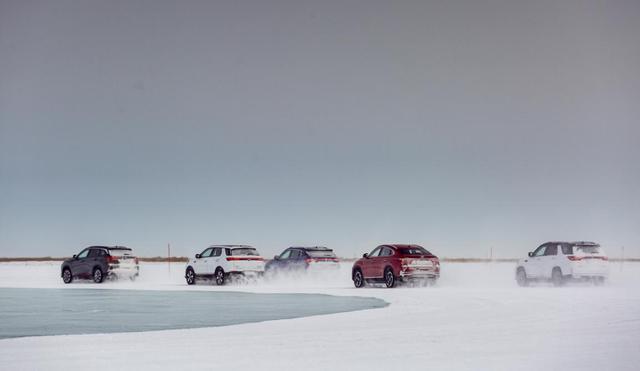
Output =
[
  {"x1": 194, "y1": 248, "x2": 213, "y2": 275},
  {"x1": 376, "y1": 246, "x2": 395, "y2": 278},
  {"x1": 209, "y1": 247, "x2": 223, "y2": 273},
  {"x1": 72, "y1": 248, "x2": 91, "y2": 278},
  {"x1": 527, "y1": 244, "x2": 547, "y2": 278},
  {"x1": 540, "y1": 244, "x2": 559, "y2": 279},
  {"x1": 87, "y1": 248, "x2": 103, "y2": 274},
  {"x1": 363, "y1": 246, "x2": 382, "y2": 278},
  {"x1": 558, "y1": 243, "x2": 573, "y2": 274},
  {"x1": 289, "y1": 249, "x2": 306, "y2": 270},
  {"x1": 276, "y1": 249, "x2": 292, "y2": 270}
]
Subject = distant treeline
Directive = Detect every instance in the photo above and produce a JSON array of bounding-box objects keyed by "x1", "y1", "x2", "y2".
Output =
[{"x1": 1, "y1": 257, "x2": 639, "y2": 263}]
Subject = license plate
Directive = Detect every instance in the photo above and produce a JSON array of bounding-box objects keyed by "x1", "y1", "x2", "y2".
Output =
[{"x1": 413, "y1": 260, "x2": 432, "y2": 267}]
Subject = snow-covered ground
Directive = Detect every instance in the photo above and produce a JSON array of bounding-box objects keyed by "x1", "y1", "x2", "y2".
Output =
[{"x1": 1, "y1": 261, "x2": 639, "y2": 370}]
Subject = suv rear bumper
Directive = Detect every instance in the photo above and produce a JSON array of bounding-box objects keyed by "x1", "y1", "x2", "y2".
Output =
[
  {"x1": 108, "y1": 265, "x2": 139, "y2": 277},
  {"x1": 227, "y1": 270, "x2": 264, "y2": 275},
  {"x1": 399, "y1": 270, "x2": 439, "y2": 279},
  {"x1": 570, "y1": 267, "x2": 609, "y2": 278},
  {"x1": 570, "y1": 272, "x2": 609, "y2": 279}
]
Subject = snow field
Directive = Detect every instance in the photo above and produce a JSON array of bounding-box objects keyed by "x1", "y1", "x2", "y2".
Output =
[{"x1": 0, "y1": 261, "x2": 639, "y2": 370}]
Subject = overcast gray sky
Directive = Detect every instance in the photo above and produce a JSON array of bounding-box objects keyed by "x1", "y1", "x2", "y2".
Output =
[{"x1": 1, "y1": 0, "x2": 639, "y2": 258}]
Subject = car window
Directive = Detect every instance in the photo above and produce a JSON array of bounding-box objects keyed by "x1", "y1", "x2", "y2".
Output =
[
  {"x1": 212, "y1": 248, "x2": 222, "y2": 257},
  {"x1": 575, "y1": 245, "x2": 602, "y2": 255},
  {"x1": 290, "y1": 250, "x2": 302, "y2": 259},
  {"x1": 109, "y1": 249, "x2": 131, "y2": 257},
  {"x1": 88, "y1": 249, "x2": 102, "y2": 258},
  {"x1": 561, "y1": 244, "x2": 573, "y2": 255},
  {"x1": 544, "y1": 245, "x2": 557, "y2": 256},
  {"x1": 380, "y1": 247, "x2": 394, "y2": 257},
  {"x1": 279, "y1": 249, "x2": 292, "y2": 259},
  {"x1": 399, "y1": 247, "x2": 431, "y2": 255},
  {"x1": 230, "y1": 248, "x2": 259, "y2": 256},
  {"x1": 200, "y1": 248, "x2": 213, "y2": 258},
  {"x1": 369, "y1": 247, "x2": 382, "y2": 257},
  {"x1": 307, "y1": 250, "x2": 336, "y2": 258},
  {"x1": 532, "y1": 245, "x2": 546, "y2": 257},
  {"x1": 76, "y1": 249, "x2": 90, "y2": 259}
]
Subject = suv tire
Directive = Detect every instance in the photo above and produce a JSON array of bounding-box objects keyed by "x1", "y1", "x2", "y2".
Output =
[
  {"x1": 384, "y1": 267, "x2": 396, "y2": 288},
  {"x1": 551, "y1": 267, "x2": 564, "y2": 287},
  {"x1": 62, "y1": 268, "x2": 73, "y2": 284},
  {"x1": 516, "y1": 268, "x2": 528, "y2": 287},
  {"x1": 185, "y1": 267, "x2": 196, "y2": 285},
  {"x1": 353, "y1": 269, "x2": 365, "y2": 288},
  {"x1": 215, "y1": 268, "x2": 226, "y2": 286},
  {"x1": 93, "y1": 267, "x2": 104, "y2": 283}
]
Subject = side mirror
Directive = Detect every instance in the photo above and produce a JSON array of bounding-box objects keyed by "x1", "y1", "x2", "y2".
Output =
[
  {"x1": 273, "y1": 255, "x2": 279, "y2": 260},
  {"x1": 73, "y1": 254, "x2": 77, "y2": 259},
  {"x1": 362, "y1": 253, "x2": 368, "y2": 258},
  {"x1": 195, "y1": 254, "x2": 201, "y2": 259},
  {"x1": 528, "y1": 252, "x2": 533, "y2": 257}
]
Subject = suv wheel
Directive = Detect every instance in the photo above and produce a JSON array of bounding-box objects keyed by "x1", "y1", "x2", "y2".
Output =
[
  {"x1": 62, "y1": 268, "x2": 73, "y2": 284},
  {"x1": 516, "y1": 268, "x2": 528, "y2": 287},
  {"x1": 185, "y1": 268, "x2": 196, "y2": 285},
  {"x1": 551, "y1": 268, "x2": 564, "y2": 287},
  {"x1": 93, "y1": 268, "x2": 104, "y2": 283},
  {"x1": 353, "y1": 269, "x2": 365, "y2": 288},
  {"x1": 384, "y1": 267, "x2": 396, "y2": 288},
  {"x1": 215, "y1": 268, "x2": 226, "y2": 286}
]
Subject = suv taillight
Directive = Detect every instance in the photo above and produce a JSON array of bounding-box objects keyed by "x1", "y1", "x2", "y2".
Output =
[
  {"x1": 107, "y1": 255, "x2": 119, "y2": 264},
  {"x1": 306, "y1": 258, "x2": 339, "y2": 263}
]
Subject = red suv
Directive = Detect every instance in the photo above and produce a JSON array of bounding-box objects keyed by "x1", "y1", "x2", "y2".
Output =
[{"x1": 352, "y1": 244, "x2": 440, "y2": 288}]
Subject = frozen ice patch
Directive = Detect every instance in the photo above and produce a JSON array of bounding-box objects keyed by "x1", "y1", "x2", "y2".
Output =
[{"x1": 0, "y1": 287, "x2": 387, "y2": 339}]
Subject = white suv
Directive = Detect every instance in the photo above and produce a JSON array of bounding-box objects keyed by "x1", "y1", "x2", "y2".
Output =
[
  {"x1": 516, "y1": 241, "x2": 609, "y2": 286},
  {"x1": 185, "y1": 245, "x2": 265, "y2": 285}
]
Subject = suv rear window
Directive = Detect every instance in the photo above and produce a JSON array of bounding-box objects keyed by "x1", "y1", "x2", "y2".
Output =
[
  {"x1": 398, "y1": 247, "x2": 432, "y2": 256},
  {"x1": 306, "y1": 250, "x2": 336, "y2": 258},
  {"x1": 109, "y1": 249, "x2": 133, "y2": 257},
  {"x1": 575, "y1": 245, "x2": 601, "y2": 255},
  {"x1": 230, "y1": 248, "x2": 259, "y2": 256}
]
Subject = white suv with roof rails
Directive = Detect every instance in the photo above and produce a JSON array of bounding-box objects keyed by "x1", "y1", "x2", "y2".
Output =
[
  {"x1": 185, "y1": 245, "x2": 265, "y2": 285},
  {"x1": 516, "y1": 241, "x2": 609, "y2": 286}
]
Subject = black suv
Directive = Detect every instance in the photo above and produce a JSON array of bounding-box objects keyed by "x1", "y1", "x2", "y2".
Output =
[
  {"x1": 61, "y1": 246, "x2": 139, "y2": 283},
  {"x1": 265, "y1": 246, "x2": 339, "y2": 273}
]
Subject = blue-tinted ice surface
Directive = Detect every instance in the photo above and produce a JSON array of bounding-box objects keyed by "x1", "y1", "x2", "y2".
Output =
[{"x1": 0, "y1": 288, "x2": 387, "y2": 339}]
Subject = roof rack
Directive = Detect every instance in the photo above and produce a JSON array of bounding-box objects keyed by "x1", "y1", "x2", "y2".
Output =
[
  {"x1": 570, "y1": 241, "x2": 599, "y2": 246},
  {"x1": 290, "y1": 246, "x2": 331, "y2": 250},
  {"x1": 89, "y1": 245, "x2": 131, "y2": 250}
]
